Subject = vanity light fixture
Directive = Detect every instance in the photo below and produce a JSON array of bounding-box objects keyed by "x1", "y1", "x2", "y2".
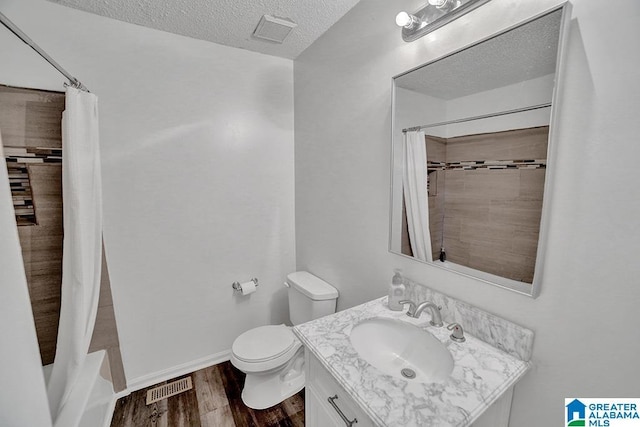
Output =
[{"x1": 396, "y1": 0, "x2": 492, "y2": 42}]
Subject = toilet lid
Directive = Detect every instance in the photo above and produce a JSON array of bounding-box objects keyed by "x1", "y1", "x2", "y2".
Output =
[{"x1": 232, "y1": 325, "x2": 296, "y2": 363}]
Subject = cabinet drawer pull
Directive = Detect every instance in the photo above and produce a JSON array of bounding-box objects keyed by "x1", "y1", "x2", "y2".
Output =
[{"x1": 327, "y1": 394, "x2": 358, "y2": 426}]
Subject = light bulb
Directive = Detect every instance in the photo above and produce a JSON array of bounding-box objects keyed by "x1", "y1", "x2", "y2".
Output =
[
  {"x1": 395, "y1": 11, "x2": 420, "y2": 29},
  {"x1": 395, "y1": 11, "x2": 412, "y2": 27},
  {"x1": 428, "y1": 0, "x2": 448, "y2": 6}
]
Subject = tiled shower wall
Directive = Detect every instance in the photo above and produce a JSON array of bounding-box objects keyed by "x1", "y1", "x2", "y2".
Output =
[
  {"x1": 438, "y1": 126, "x2": 548, "y2": 283},
  {"x1": 1, "y1": 85, "x2": 66, "y2": 365},
  {"x1": 0, "y1": 85, "x2": 126, "y2": 391},
  {"x1": 427, "y1": 136, "x2": 447, "y2": 262},
  {"x1": 402, "y1": 126, "x2": 549, "y2": 282}
]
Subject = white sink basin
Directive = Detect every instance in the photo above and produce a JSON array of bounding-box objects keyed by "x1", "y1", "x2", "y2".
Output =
[{"x1": 349, "y1": 317, "x2": 453, "y2": 383}]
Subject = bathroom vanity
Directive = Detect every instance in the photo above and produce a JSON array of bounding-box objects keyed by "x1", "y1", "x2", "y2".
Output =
[{"x1": 293, "y1": 287, "x2": 533, "y2": 427}]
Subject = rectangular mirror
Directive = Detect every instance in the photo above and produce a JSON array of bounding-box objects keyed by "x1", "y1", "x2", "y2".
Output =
[{"x1": 389, "y1": 4, "x2": 570, "y2": 297}]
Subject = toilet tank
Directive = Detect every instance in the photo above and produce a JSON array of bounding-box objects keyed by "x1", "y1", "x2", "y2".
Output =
[{"x1": 287, "y1": 271, "x2": 339, "y2": 325}]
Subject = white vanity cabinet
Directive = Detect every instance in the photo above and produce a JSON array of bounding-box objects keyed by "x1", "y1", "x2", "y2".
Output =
[
  {"x1": 305, "y1": 351, "x2": 374, "y2": 427},
  {"x1": 305, "y1": 347, "x2": 516, "y2": 427},
  {"x1": 295, "y1": 297, "x2": 532, "y2": 427},
  {"x1": 471, "y1": 386, "x2": 514, "y2": 427}
]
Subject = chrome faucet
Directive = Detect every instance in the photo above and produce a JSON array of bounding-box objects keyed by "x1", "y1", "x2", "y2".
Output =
[{"x1": 399, "y1": 300, "x2": 444, "y2": 327}]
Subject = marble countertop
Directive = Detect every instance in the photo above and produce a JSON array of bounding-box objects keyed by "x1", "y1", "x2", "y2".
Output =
[{"x1": 293, "y1": 297, "x2": 530, "y2": 427}]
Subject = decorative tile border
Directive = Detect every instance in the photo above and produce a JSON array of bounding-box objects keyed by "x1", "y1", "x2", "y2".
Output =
[
  {"x1": 427, "y1": 160, "x2": 447, "y2": 171},
  {"x1": 449, "y1": 159, "x2": 546, "y2": 170},
  {"x1": 4, "y1": 146, "x2": 62, "y2": 226},
  {"x1": 429, "y1": 159, "x2": 546, "y2": 172},
  {"x1": 4, "y1": 146, "x2": 63, "y2": 163},
  {"x1": 7, "y1": 163, "x2": 36, "y2": 225}
]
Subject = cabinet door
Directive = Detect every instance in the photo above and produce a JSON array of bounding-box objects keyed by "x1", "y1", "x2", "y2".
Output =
[
  {"x1": 305, "y1": 351, "x2": 374, "y2": 427},
  {"x1": 306, "y1": 385, "x2": 348, "y2": 427}
]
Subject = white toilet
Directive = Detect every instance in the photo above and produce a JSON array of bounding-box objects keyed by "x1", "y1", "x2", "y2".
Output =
[{"x1": 230, "y1": 271, "x2": 338, "y2": 410}]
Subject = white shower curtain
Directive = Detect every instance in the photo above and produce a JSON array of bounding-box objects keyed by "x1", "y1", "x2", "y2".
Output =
[
  {"x1": 47, "y1": 87, "x2": 102, "y2": 421},
  {"x1": 402, "y1": 130, "x2": 433, "y2": 262}
]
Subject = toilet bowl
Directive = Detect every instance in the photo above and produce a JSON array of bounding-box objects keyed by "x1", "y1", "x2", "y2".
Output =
[
  {"x1": 230, "y1": 324, "x2": 304, "y2": 409},
  {"x1": 230, "y1": 271, "x2": 338, "y2": 410}
]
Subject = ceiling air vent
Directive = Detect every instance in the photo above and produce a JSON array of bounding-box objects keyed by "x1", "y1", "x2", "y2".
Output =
[{"x1": 253, "y1": 15, "x2": 297, "y2": 43}]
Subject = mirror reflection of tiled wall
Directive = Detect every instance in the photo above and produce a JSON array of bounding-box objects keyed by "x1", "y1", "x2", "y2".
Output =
[{"x1": 402, "y1": 126, "x2": 548, "y2": 283}]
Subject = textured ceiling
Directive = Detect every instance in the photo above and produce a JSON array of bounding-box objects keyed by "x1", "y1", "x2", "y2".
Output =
[
  {"x1": 396, "y1": 9, "x2": 562, "y2": 100},
  {"x1": 44, "y1": 0, "x2": 362, "y2": 59}
]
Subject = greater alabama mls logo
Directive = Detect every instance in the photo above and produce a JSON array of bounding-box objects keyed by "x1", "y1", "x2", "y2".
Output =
[
  {"x1": 566, "y1": 398, "x2": 640, "y2": 426},
  {"x1": 567, "y1": 399, "x2": 588, "y2": 426}
]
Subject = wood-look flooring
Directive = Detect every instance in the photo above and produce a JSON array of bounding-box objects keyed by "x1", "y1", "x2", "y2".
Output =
[{"x1": 110, "y1": 361, "x2": 305, "y2": 427}]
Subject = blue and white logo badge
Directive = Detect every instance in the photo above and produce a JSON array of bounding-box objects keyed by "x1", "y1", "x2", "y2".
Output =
[{"x1": 566, "y1": 398, "x2": 640, "y2": 426}]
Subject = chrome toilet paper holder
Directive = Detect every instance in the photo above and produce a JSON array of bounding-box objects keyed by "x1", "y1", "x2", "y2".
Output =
[{"x1": 232, "y1": 277, "x2": 259, "y2": 292}]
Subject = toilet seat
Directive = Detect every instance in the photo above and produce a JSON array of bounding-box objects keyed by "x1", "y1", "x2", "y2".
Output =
[{"x1": 231, "y1": 325, "x2": 302, "y2": 372}]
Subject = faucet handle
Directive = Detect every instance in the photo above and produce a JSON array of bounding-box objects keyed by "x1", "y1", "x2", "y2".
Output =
[
  {"x1": 399, "y1": 300, "x2": 416, "y2": 316},
  {"x1": 447, "y1": 323, "x2": 466, "y2": 342}
]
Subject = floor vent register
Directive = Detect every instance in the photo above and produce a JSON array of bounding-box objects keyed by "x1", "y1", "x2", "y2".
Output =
[{"x1": 146, "y1": 377, "x2": 193, "y2": 405}]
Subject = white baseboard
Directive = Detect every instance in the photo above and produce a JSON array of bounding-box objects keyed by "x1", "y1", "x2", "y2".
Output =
[
  {"x1": 114, "y1": 389, "x2": 131, "y2": 400},
  {"x1": 125, "y1": 349, "x2": 231, "y2": 394}
]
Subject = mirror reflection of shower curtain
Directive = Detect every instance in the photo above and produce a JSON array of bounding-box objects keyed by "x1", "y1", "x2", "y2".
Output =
[
  {"x1": 402, "y1": 130, "x2": 433, "y2": 262},
  {"x1": 47, "y1": 87, "x2": 103, "y2": 422}
]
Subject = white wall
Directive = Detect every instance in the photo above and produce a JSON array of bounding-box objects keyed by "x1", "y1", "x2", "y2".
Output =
[
  {"x1": 295, "y1": 0, "x2": 640, "y2": 425},
  {"x1": 444, "y1": 74, "x2": 553, "y2": 137},
  {"x1": 0, "y1": 144, "x2": 52, "y2": 425},
  {"x1": 0, "y1": 0, "x2": 295, "y2": 386}
]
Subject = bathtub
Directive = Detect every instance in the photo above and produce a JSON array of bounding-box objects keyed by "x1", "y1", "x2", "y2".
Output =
[{"x1": 43, "y1": 350, "x2": 116, "y2": 427}]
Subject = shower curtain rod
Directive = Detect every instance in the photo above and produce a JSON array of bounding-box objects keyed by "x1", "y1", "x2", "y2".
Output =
[
  {"x1": 0, "y1": 11, "x2": 89, "y2": 92},
  {"x1": 402, "y1": 102, "x2": 551, "y2": 133}
]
